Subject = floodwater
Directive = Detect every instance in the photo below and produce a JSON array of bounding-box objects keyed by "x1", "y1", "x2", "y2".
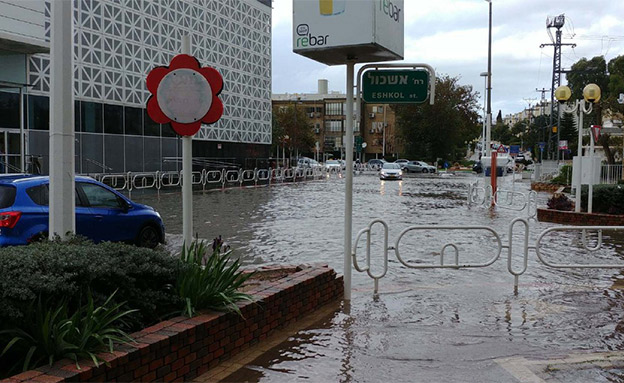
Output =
[{"x1": 134, "y1": 172, "x2": 624, "y2": 382}]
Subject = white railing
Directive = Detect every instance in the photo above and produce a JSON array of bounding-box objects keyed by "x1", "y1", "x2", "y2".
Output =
[
  {"x1": 353, "y1": 217, "x2": 624, "y2": 294},
  {"x1": 601, "y1": 164, "x2": 623, "y2": 184},
  {"x1": 467, "y1": 182, "x2": 537, "y2": 218},
  {"x1": 87, "y1": 166, "x2": 346, "y2": 195}
]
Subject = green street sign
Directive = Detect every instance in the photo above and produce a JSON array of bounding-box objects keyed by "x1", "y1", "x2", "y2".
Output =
[
  {"x1": 355, "y1": 135, "x2": 363, "y2": 153},
  {"x1": 362, "y1": 69, "x2": 429, "y2": 104}
]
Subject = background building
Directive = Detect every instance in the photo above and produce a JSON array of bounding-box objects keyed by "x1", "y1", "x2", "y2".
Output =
[
  {"x1": 272, "y1": 80, "x2": 400, "y2": 163},
  {"x1": 0, "y1": 0, "x2": 272, "y2": 174}
]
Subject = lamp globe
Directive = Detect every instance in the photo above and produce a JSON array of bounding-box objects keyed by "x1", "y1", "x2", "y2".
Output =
[
  {"x1": 554, "y1": 85, "x2": 571, "y2": 102},
  {"x1": 583, "y1": 83, "x2": 601, "y2": 103}
]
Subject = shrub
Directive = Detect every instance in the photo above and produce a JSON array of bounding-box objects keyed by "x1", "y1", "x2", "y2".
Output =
[
  {"x1": 581, "y1": 184, "x2": 624, "y2": 214},
  {"x1": 175, "y1": 241, "x2": 253, "y2": 317},
  {"x1": 547, "y1": 193, "x2": 574, "y2": 211},
  {"x1": 0, "y1": 239, "x2": 180, "y2": 331},
  {"x1": 0, "y1": 291, "x2": 135, "y2": 378},
  {"x1": 550, "y1": 165, "x2": 572, "y2": 185}
]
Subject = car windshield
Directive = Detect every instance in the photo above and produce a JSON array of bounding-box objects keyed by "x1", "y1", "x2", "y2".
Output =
[
  {"x1": 327, "y1": 160, "x2": 340, "y2": 165},
  {"x1": 418, "y1": 162, "x2": 429, "y2": 166},
  {"x1": 382, "y1": 163, "x2": 401, "y2": 170}
]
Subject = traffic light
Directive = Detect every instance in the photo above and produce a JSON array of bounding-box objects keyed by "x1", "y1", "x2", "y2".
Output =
[{"x1": 552, "y1": 126, "x2": 557, "y2": 133}]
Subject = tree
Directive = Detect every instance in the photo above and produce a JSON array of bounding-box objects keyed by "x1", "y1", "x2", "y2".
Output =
[
  {"x1": 566, "y1": 55, "x2": 622, "y2": 163},
  {"x1": 272, "y1": 104, "x2": 315, "y2": 159},
  {"x1": 491, "y1": 110, "x2": 512, "y2": 144},
  {"x1": 393, "y1": 75, "x2": 481, "y2": 163}
]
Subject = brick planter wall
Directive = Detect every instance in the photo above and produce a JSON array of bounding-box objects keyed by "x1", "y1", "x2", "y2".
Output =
[
  {"x1": 537, "y1": 208, "x2": 624, "y2": 226},
  {"x1": 4, "y1": 264, "x2": 343, "y2": 383},
  {"x1": 531, "y1": 182, "x2": 567, "y2": 192}
]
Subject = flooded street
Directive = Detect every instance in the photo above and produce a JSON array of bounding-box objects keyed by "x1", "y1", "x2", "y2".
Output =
[{"x1": 135, "y1": 173, "x2": 624, "y2": 382}]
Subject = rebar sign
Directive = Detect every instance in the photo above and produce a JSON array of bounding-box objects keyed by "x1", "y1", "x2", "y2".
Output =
[{"x1": 362, "y1": 69, "x2": 429, "y2": 103}]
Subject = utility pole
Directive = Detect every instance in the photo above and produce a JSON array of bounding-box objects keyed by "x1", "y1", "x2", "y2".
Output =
[{"x1": 540, "y1": 14, "x2": 575, "y2": 161}]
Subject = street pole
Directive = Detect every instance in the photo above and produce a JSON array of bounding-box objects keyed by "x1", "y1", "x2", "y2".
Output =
[
  {"x1": 485, "y1": 0, "x2": 492, "y2": 158},
  {"x1": 588, "y1": 123, "x2": 595, "y2": 214},
  {"x1": 343, "y1": 61, "x2": 354, "y2": 301},
  {"x1": 480, "y1": 72, "x2": 487, "y2": 156},
  {"x1": 49, "y1": 0, "x2": 75, "y2": 239},
  {"x1": 181, "y1": 35, "x2": 193, "y2": 247},
  {"x1": 575, "y1": 100, "x2": 583, "y2": 212}
]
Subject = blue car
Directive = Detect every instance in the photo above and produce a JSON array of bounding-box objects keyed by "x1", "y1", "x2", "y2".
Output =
[{"x1": 0, "y1": 175, "x2": 165, "y2": 248}]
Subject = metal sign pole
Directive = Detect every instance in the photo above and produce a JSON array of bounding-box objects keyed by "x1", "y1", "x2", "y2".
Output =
[
  {"x1": 49, "y1": 0, "x2": 75, "y2": 239},
  {"x1": 181, "y1": 35, "x2": 193, "y2": 247},
  {"x1": 344, "y1": 61, "x2": 354, "y2": 301}
]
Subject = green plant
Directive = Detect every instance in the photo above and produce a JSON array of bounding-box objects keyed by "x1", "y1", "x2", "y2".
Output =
[
  {"x1": 0, "y1": 239, "x2": 180, "y2": 331},
  {"x1": 550, "y1": 165, "x2": 573, "y2": 185},
  {"x1": 0, "y1": 291, "x2": 135, "y2": 377},
  {"x1": 581, "y1": 184, "x2": 624, "y2": 214},
  {"x1": 175, "y1": 241, "x2": 254, "y2": 317}
]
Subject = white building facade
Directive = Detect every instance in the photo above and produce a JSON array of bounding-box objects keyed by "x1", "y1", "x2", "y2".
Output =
[{"x1": 0, "y1": 0, "x2": 272, "y2": 174}]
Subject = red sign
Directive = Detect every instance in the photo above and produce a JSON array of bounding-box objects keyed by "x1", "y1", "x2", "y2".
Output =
[
  {"x1": 146, "y1": 54, "x2": 223, "y2": 136},
  {"x1": 497, "y1": 145, "x2": 506, "y2": 153},
  {"x1": 590, "y1": 125, "x2": 602, "y2": 143}
]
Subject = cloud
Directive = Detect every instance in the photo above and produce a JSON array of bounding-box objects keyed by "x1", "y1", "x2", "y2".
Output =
[{"x1": 272, "y1": 0, "x2": 624, "y2": 116}]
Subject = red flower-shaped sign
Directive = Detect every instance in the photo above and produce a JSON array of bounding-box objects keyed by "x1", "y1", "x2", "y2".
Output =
[{"x1": 146, "y1": 54, "x2": 223, "y2": 136}]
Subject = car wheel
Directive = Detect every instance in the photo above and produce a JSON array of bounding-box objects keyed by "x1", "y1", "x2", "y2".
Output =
[
  {"x1": 136, "y1": 225, "x2": 160, "y2": 248},
  {"x1": 422, "y1": 168, "x2": 428, "y2": 173}
]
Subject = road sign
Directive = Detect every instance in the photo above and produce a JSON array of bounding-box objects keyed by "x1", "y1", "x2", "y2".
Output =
[
  {"x1": 362, "y1": 69, "x2": 429, "y2": 104},
  {"x1": 538, "y1": 142, "x2": 545, "y2": 152},
  {"x1": 558, "y1": 140, "x2": 568, "y2": 150},
  {"x1": 590, "y1": 125, "x2": 602, "y2": 143},
  {"x1": 355, "y1": 135, "x2": 363, "y2": 153}
]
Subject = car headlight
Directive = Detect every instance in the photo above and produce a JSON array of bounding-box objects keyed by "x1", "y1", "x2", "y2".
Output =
[{"x1": 399, "y1": 171, "x2": 403, "y2": 176}]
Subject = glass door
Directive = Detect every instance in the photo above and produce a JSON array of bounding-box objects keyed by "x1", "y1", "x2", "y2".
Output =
[{"x1": 0, "y1": 130, "x2": 22, "y2": 174}]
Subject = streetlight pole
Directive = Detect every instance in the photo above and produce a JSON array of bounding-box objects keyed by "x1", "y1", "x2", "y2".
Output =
[
  {"x1": 485, "y1": 0, "x2": 493, "y2": 157},
  {"x1": 480, "y1": 71, "x2": 488, "y2": 156},
  {"x1": 555, "y1": 84, "x2": 600, "y2": 213}
]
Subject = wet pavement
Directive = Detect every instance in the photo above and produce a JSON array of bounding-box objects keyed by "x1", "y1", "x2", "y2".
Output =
[{"x1": 134, "y1": 172, "x2": 624, "y2": 382}]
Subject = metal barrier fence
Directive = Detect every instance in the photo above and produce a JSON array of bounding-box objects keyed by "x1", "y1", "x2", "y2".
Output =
[
  {"x1": 89, "y1": 166, "x2": 350, "y2": 196},
  {"x1": 352, "y1": 217, "x2": 624, "y2": 294},
  {"x1": 601, "y1": 164, "x2": 623, "y2": 184},
  {"x1": 467, "y1": 182, "x2": 538, "y2": 218}
]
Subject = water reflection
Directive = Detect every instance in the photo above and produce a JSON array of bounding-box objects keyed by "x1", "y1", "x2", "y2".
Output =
[{"x1": 133, "y1": 173, "x2": 624, "y2": 382}]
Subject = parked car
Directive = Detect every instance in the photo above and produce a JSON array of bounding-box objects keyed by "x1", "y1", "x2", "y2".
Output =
[
  {"x1": 394, "y1": 159, "x2": 409, "y2": 169},
  {"x1": 0, "y1": 175, "x2": 165, "y2": 248},
  {"x1": 472, "y1": 161, "x2": 483, "y2": 174},
  {"x1": 367, "y1": 159, "x2": 386, "y2": 170},
  {"x1": 379, "y1": 162, "x2": 403, "y2": 180},
  {"x1": 324, "y1": 160, "x2": 343, "y2": 172},
  {"x1": 297, "y1": 157, "x2": 321, "y2": 169},
  {"x1": 404, "y1": 161, "x2": 436, "y2": 173}
]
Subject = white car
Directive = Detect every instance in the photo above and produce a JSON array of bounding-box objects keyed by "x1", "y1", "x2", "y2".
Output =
[
  {"x1": 324, "y1": 160, "x2": 343, "y2": 172},
  {"x1": 379, "y1": 162, "x2": 403, "y2": 180},
  {"x1": 297, "y1": 157, "x2": 321, "y2": 169}
]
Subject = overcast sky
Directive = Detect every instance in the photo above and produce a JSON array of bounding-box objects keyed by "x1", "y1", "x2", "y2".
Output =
[{"x1": 271, "y1": 0, "x2": 624, "y2": 117}]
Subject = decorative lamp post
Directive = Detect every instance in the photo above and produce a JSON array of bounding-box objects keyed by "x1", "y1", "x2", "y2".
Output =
[{"x1": 554, "y1": 83, "x2": 601, "y2": 213}]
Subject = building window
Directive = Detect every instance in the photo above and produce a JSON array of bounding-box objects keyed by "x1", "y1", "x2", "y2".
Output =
[
  {"x1": 161, "y1": 122, "x2": 177, "y2": 137},
  {"x1": 325, "y1": 120, "x2": 342, "y2": 132},
  {"x1": 28, "y1": 95, "x2": 49, "y2": 131},
  {"x1": 144, "y1": 109, "x2": 160, "y2": 136},
  {"x1": 325, "y1": 102, "x2": 343, "y2": 116},
  {"x1": 81, "y1": 102, "x2": 103, "y2": 133},
  {"x1": 0, "y1": 91, "x2": 19, "y2": 129},
  {"x1": 104, "y1": 104, "x2": 123, "y2": 134},
  {"x1": 124, "y1": 106, "x2": 143, "y2": 136}
]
